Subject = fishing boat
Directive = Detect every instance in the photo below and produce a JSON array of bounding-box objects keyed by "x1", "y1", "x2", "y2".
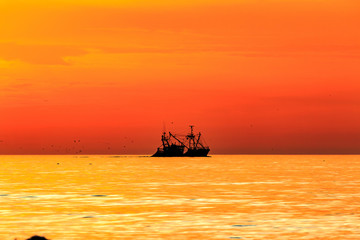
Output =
[{"x1": 152, "y1": 125, "x2": 210, "y2": 157}]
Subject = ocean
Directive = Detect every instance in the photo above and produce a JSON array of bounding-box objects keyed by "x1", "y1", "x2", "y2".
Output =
[{"x1": 0, "y1": 155, "x2": 359, "y2": 239}]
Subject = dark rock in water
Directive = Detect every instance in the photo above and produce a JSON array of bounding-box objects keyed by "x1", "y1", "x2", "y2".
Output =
[
  {"x1": 23, "y1": 196, "x2": 37, "y2": 198},
  {"x1": 26, "y1": 236, "x2": 49, "y2": 240},
  {"x1": 232, "y1": 224, "x2": 256, "y2": 227}
]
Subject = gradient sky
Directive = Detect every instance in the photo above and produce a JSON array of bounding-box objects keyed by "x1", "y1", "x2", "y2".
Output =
[{"x1": 0, "y1": 0, "x2": 359, "y2": 154}]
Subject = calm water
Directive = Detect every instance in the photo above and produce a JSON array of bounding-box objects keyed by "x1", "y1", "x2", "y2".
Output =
[{"x1": 0, "y1": 155, "x2": 359, "y2": 239}]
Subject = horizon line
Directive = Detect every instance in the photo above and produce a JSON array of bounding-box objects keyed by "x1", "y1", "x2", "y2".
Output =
[{"x1": 0, "y1": 153, "x2": 360, "y2": 156}]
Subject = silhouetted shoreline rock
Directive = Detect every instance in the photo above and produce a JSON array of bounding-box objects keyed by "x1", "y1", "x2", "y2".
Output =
[{"x1": 26, "y1": 236, "x2": 49, "y2": 240}]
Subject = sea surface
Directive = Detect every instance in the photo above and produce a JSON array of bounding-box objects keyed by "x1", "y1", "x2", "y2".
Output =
[{"x1": 0, "y1": 155, "x2": 359, "y2": 240}]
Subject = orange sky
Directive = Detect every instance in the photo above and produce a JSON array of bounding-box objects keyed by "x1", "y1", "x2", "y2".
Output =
[{"x1": 0, "y1": 0, "x2": 360, "y2": 154}]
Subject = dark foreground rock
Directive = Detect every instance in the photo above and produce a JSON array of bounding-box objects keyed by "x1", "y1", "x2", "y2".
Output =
[{"x1": 26, "y1": 236, "x2": 49, "y2": 240}]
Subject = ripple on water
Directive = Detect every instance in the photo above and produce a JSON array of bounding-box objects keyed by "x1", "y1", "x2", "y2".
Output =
[
  {"x1": 232, "y1": 224, "x2": 256, "y2": 227},
  {"x1": 21, "y1": 196, "x2": 38, "y2": 199}
]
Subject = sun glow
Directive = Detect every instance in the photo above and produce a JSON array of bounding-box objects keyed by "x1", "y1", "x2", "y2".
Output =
[{"x1": 0, "y1": 0, "x2": 359, "y2": 154}]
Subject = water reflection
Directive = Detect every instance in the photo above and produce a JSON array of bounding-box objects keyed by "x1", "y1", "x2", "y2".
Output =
[{"x1": 0, "y1": 155, "x2": 359, "y2": 239}]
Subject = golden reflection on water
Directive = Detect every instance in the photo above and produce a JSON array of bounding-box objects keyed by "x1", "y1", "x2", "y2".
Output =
[{"x1": 0, "y1": 155, "x2": 359, "y2": 239}]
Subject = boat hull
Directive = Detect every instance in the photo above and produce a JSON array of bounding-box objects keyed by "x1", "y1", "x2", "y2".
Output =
[
  {"x1": 151, "y1": 145, "x2": 185, "y2": 157},
  {"x1": 152, "y1": 148, "x2": 210, "y2": 157},
  {"x1": 184, "y1": 148, "x2": 210, "y2": 157}
]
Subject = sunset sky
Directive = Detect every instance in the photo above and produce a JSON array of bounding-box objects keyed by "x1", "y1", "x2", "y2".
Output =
[{"x1": 0, "y1": 0, "x2": 359, "y2": 154}]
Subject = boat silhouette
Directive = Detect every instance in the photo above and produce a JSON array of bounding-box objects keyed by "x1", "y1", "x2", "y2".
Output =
[{"x1": 152, "y1": 125, "x2": 210, "y2": 157}]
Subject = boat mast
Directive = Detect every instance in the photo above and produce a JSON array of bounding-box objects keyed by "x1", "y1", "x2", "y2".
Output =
[
  {"x1": 187, "y1": 125, "x2": 196, "y2": 149},
  {"x1": 195, "y1": 132, "x2": 201, "y2": 148},
  {"x1": 161, "y1": 132, "x2": 170, "y2": 148}
]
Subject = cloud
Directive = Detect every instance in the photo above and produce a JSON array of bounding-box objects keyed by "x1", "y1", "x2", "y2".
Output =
[{"x1": 0, "y1": 43, "x2": 87, "y2": 65}]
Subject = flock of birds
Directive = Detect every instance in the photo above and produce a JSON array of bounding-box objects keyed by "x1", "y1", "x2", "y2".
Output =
[{"x1": 0, "y1": 137, "x2": 135, "y2": 154}]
